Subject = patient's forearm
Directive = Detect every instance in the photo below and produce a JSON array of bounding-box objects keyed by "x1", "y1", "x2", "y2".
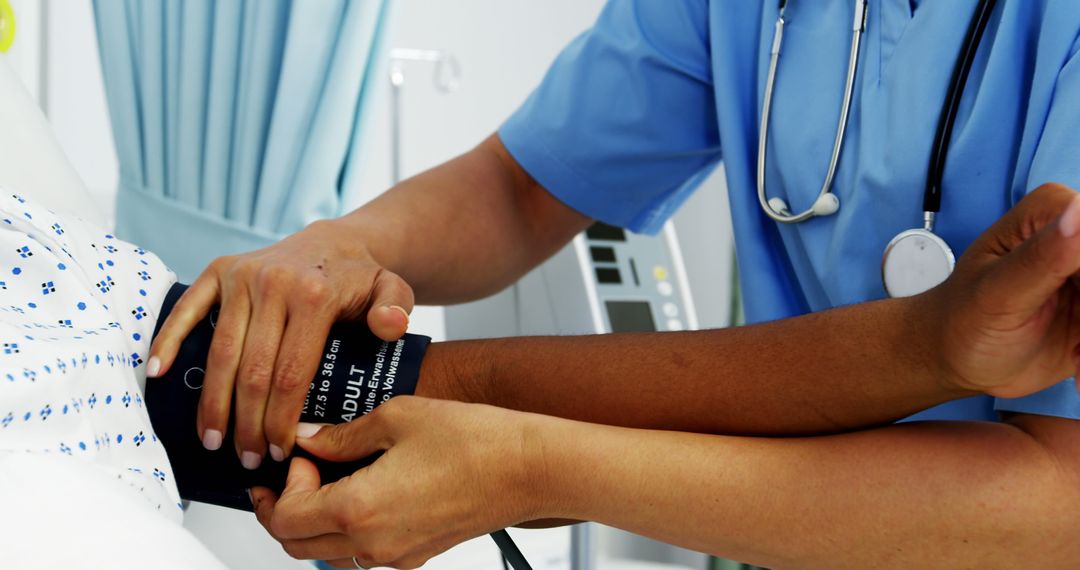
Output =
[{"x1": 418, "y1": 295, "x2": 973, "y2": 436}]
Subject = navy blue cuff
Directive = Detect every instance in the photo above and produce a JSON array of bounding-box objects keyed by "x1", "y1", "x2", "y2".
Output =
[{"x1": 146, "y1": 283, "x2": 430, "y2": 511}]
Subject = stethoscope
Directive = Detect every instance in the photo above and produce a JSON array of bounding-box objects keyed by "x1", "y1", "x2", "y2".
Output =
[{"x1": 757, "y1": 0, "x2": 999, "y2": 298}]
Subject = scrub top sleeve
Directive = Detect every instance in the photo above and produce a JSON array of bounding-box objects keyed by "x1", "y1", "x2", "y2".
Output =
[
  {"x1": 498, "y1": 0, "x2": 721, "y2": 235},
  {"x1": 995, "y1": 36, "x2": 1080, "y2": 420}
]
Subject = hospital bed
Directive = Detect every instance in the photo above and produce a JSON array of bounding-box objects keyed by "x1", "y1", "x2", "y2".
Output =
[{"x1": 0, "y1": 54, "x2": 319, "y2": 570}]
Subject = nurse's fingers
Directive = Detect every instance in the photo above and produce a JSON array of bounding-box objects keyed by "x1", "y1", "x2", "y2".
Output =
[
  {"x1": 257, "y1": 457, "x2": 343, "y2": 540},
  {"x1": 264, "y1": 309, "x2": 334, "y2": 460},
  {"x1": 294, "y1": 405, "x2": 395, "y2": 463},
  {"x1": 277, "y1": 536, "x2": 357, "y2": 563},
  {"x1": 323, "y1": 559, "x2": 363, "y2": 569},
  {"x1": 147, "y1": 262, "x2": 224, "y2": 377},
  {"x1": 196, "y1": 282, "x2": 251, "y2": 453},
  {"x1": 251, "y1": 486, "x2": 280, "y2": 533},
  {"x1": 252, "y1": 480, "x2": 353, "y2": 561},
  {"x1": 978, "y1": 192, "x2": 1080, "y2": 321},
  {"x1": 974, "y1": 183, "x2": 1077, "y2": 258},
  {"x1": 365, "y1": 270, "x2": 414, "y2": 342},
  {"x1": 232, "y1": 295, "x2": 288, "y2": 467}
]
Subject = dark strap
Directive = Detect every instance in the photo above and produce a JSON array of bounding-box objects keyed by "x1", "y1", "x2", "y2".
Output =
[{"x1": 147, "y1": 282, "x2": 430, "y2": 511}]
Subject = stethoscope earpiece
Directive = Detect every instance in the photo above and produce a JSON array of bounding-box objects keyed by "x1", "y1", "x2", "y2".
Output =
[
  {"x1": 811, "y1": 193, "x2": 840, "y2": 217},
  {"x1": 767, "y1": 197, "x2": 790, "y2": 216},
  {"x1": 765, "y1": 194, "x2": 838, "y2": 219}
]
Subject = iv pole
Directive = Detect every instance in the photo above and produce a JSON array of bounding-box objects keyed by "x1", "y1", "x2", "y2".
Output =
[
  {"x1": 389, "y1": 48, "x2": 461, "y2": 185},
  {"x1": 387, "y1": 47, "x2": 592, "y2": 570}
]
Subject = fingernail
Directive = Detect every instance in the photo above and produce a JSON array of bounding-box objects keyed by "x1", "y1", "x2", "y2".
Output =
[
  {"x1": 201, "y1": 429, "x2": 223, "y2": 451},
  {"x1": 245, "y1": 488, "x2": 254, "y2": 506},
  {"x1": 1060, "y1": 195, "x2": 1080, "y2": 238},
  {"x1": 388, "y1": 305, "x2": 410, "y2": 324},
  {"x1": 296, "y1": 422, "x2": 323, "y2": 439},
  {"x1": 146, "y1": 356, "x2": 161, "y2": 377},
  {"x1": 269, "y1": 444, "x2": 286, "y2": 462},
  {"x1": 241, "y1": 451, "x2": 262, "y2": 470}
]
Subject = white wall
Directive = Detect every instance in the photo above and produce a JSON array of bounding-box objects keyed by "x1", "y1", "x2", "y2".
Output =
[
  {"x1": 4, "y1": 0, "x2": 119, "y2": 225},
  {"x1": 355, "y1": 0, "x2": 604, "y2": 202},
  {"x1": 3, "y1": 0, "x2": 43, "y2": 101},
  {"x1": 44, "y1": 0, "x2": 118, "y2": 224}
]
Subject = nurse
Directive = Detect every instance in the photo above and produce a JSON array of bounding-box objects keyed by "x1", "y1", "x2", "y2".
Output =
[{"x1": 152, "y1": 1, "x2": 1080, "y2": 568}]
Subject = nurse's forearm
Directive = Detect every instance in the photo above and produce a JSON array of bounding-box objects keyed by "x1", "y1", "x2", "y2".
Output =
[
  {"x1": 418, "y1": 293, "x2": 970, "y2": 436},
  {"x1": 527, "y1": 414, "x2": 1079, "y2": 569},
  {"x1": 333, "y1": 134, "x2": 590, "y2": 305}
]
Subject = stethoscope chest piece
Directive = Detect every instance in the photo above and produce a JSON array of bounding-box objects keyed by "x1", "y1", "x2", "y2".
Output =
[{"x1": 881, "y1": 228, "x2": 954, "y2": 298}]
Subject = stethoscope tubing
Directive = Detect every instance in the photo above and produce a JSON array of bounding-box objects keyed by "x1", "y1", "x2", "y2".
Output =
[
  {"x1": 757, "y1": 0, "x2": 868, "y2": 224},
  {"x1": 757, "y1": 0, "x2": 998, "y2": 230},
  {"x1": 924, "y1": 0, "x2": 999, "y2": 217}
]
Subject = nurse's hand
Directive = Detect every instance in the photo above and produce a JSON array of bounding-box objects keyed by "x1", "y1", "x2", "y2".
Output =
[
  {"x1": 147, "y1": 219, "x2": 414, "y2": 469},
  {"x1": 932, "y1": 183, "x2": 1080, "y2": 398},
  {"x1": 250, "y1": 397, "x2": 541, "y2": 569}
]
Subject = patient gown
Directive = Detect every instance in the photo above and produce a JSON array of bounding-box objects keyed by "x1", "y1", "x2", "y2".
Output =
[{"x1": 0, "y1": 190, "x2": 224, "y2": 568}]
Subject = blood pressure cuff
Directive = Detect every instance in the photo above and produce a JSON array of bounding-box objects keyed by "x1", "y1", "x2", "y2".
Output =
[{"x1": 145, "y1": 283, "x2": 431, "y2": 511}]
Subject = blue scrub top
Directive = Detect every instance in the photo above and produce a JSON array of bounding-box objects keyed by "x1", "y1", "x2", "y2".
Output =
[{"x1": 499, "y1": 0, "x2": 1080, "y2": 422}]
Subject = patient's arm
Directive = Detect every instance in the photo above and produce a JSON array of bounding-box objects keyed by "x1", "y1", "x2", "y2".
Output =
[
  {"x1": 416, "y1": 300, "x2": 959, "y2": 436},
  {"x1": 404, "y1": 185, "x2": 1080, "y2": 436}
]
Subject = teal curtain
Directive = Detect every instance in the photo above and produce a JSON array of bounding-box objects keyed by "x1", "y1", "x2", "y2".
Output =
[{"x1": 93, "y1": 0, "x2": 389, "y2": 281}]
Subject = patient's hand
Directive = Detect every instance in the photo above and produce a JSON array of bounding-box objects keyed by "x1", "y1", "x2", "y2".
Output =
[{"x1": 148, "y1": 219, "x2": 413, "y2": 470}]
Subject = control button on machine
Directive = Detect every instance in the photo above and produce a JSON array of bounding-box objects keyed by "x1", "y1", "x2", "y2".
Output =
[
  {"x1": 586, "y1": 222, "x2": 627, "y2": 242},
  {"x1": 653, "y1": 266, "x2": 669, "y2": 281},
  {"x1": 595, "y1": 267, "x2": 622, "y2": 285},
  {"x1": 657, "y1": 281, "x2": 674, "y2": 296},
  {"x1": 662, "y1": 302, "x2": 679, "y2": 317},
  {"x1": 666, "y1": 318, "x2": 684, "y2": 331},
  {"x1": 590, "y1": 246, "x2": 617, "y2": 263}
]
